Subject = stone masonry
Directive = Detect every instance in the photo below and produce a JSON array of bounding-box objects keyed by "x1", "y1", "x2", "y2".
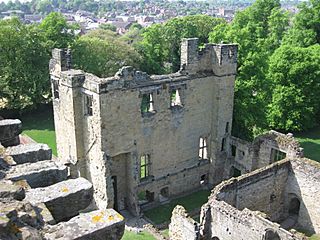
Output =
[
  {"x1": 0, "y1": 119, "x2": 125, "y2": 239},
  {"x1": 50, "y1": 38, "x2": 238, "y2": 215}
]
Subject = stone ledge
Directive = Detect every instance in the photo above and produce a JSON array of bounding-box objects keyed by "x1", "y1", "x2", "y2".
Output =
[
  {"x1": 43, "y1": 209, "x2": 125, "y2": 240},
  {"x1": 25, "y1": 178, "x2": 93, "y2": 222},
  {"x1": 6, "y1": 159, "x2": 68, "y2": 188},
  {"x1": 0, "y1": 119, "x2": 22, "y2": 140},
  {"x1": 5, "y1": 143, "x2": 52, "y2": 165}
]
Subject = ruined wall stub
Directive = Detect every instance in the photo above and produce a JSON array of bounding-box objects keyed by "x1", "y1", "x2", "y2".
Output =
[
  {"x1": 192, "y1": 158, "x2": 318, "y2": 240},
  {"x1": 225, "y1": 131, "x2": 304, "y2": 178},
  {"x1": 49, "y1": 38, "x2": 238, "y2": 215}
]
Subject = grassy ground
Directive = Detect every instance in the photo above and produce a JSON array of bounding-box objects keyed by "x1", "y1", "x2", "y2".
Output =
[
  {"x1": 20, "y1": 107, "x2": 57, "y2": 156},
  {"x1": 295, "y1": 126, "x2": 320, "y2": 162},
  {"x1": 144, "y1": 190, "x2": 210, "y2": 225},
  {"x1": 309, "y1": 234, "x2": 320, "y2": 240},
  {"x1": 121, "y1": 230, "x2": 156, "y2": 240}
]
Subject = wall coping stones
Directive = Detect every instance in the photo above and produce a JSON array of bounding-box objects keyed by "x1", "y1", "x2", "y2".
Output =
[
  {"x1": 42, "y1": 209, "x2": 125, "y2": 240},
  {"x1": 6, "y1": 159, "x2": 68, "y2": 188},
  {"x1": 5, "y1": 143, "x2": 52, "y2": 165},
  {"x1": 25, "y1": 177, "x2": 93, "y2": 222}
]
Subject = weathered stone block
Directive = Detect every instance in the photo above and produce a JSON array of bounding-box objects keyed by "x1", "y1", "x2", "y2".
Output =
[
  {"x1": 6, "y1": 160, "x2": 68, "y2": 188},
  {"x1": 25, "y1": 178, "x2": 93, "y2": 222},
  {"x1": 43, "y1": 209, "x2": 125, "y2": 240},
  {"x1": 0, "y1": 199, "x2": 44, "y2": 231},
  {"x1": 0, "y1": 119, "x2": 22, "y2": 147},
  {"x1": 6, "y1": 143, "x2": 52, "y2": 165},
  {"x1": 0, "y1": 180, "x2": 25, "y2": 200}
]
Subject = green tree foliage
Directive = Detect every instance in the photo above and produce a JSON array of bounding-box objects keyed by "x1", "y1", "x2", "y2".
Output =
[
  {"x1": 99, "y1": 23, "x2": 117, "y2": 32},
  {"x1": 138, "y1": 15, "x2": 225, "y2": 74},
  {"x1": 283, "y1": 0, "x2": 320, "y2": 47},
  {"x1": 39, "y1": 12, "x2": 77, "y2": 50},
  {"x1": 35, "y1": 0, "x2": 54, "y2": 14},
  {"x1": 0, "y1": 18, "x2": 50, "y2": 110},
  {"x1": 72, "y1": 29, "x2": 142, "y2": 78},
  {"x1": 267, "y1": 45, "x2": 320, "y2": 131},
  {"x1": 209, "y1": 0, "x2": 289, "y2": 140}
]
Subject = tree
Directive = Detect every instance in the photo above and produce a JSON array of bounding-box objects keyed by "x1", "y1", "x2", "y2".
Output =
[
  {"x1": 283, "y1": 0, "x2": 320, "y2": 47},
  {"x1": 209, "y1": 0, "x2": 289, "y2": 140},
  {"x1": 0, "y1": 18, "x2": 50, "y2": 110},
  {"x1": 99, "y1": 23, "x2": 117, "y2": 32},
  {"x1": 267, "y1": 45, "x2": 320, "y2": 131},
  {"x1": 38, "y1": 12, "x2": 77, "y2": 50},
  {"x1": 35, "y1": 0, "x2": 53, "y2": 14},
  {"x1": 138, "y1": 15, "x2": 225, "y2": 74},
  {"x1": 72, "y1": 29, "x2": 142, "y2": 78}
]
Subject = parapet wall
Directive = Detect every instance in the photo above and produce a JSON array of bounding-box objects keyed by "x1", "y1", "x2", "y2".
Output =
[{"x1": 180, "y1": 38, "x2": 238, "y2": 75}]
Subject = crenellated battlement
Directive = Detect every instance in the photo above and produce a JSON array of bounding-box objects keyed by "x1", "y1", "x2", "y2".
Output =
[{"x1": 180, "y1": 38, "x2": 238, "y2": 76}]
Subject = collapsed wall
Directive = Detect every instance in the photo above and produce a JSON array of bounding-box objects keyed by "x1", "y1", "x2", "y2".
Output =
[
  {"x1": 0, "y1": 119, "x2": 125, "y2": 240},
  {"x1": 169, "y1": 130, "x2": 319, "y2": 240}
]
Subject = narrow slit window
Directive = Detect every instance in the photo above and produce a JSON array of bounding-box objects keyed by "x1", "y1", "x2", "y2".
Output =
[
  {"x1": 231, "y1": 145, "x2": 237, "y2": 157},
  {"x1": 221, "y1": 138, "x2": 226, "y2": 151},
  {"x1": 140, "y1": 154, "x2": 150, "y2": 180},
  {"x1": 141, "y1": 93, "x2": 154, "y2": 113},
  {"x1": 170, "y1": 89, "x2": 182, "y2": 107},
  {"x1": 199, "y1": 137, "x2": 208, "y2": 160},
  {"x1": 85, "y1": 94, "x2": 93, "y2": 116},
  {"x1": 225, "y1": 122, "x2": 229, "y2": 133},
  {"x1": 53, "y1": 80, "x2": 59, "y2": 99}
]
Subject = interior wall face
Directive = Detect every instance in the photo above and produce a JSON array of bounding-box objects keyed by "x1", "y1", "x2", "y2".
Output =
[{"x1": 286, "y1": 160, "x2": 320, "y2": 234}]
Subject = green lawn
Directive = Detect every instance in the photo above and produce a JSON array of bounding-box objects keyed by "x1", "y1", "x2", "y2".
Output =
[
  {"x1": 20, "y1": 107, "x2": 57, "y2": 156},
  {"x1": 309, "y1": 234, "x2": 320, "y2": 240},
  {"x1": 295, "y1": 126, "x2": 320, "y2": 162},
  {"x1": 161, "y1": 229, "x2": 169, "y2": 238},
  {"x1": 144, "y1": 190, "x2": 210, "y2": 225},
  {"x1": 121, "y1": 230, "x2": 156, "y2": 240}
]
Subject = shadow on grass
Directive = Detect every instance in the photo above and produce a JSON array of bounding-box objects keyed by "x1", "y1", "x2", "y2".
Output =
[
  {"x1": 19, "y1": 105, "x2": 57, "y2": 156},
  {"x1": 20, "y1": 105, "x2": 55, "y2": 131},
  {"x1": 297, "y1": 141, "x2": 320, "y2": 162},
  {"x1": 144, "y1": 190, "x2": 210, "y2": 225}
]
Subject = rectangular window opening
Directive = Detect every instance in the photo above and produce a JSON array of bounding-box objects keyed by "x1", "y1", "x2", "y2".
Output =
[
  {"x1": 140, "y1": 154, "x2": 150, "y2": 180},
  {"x1": 170, "y1": 89, "x2": 182, "y2": 107},
  {"x1": 271, "y1": 148, "x2": 286, "y2": 162},
  {"x1": 199, "y1": 137, "x2": 208, "y2": 160},
  {"x1": 141, "y1": 93, "x2": 154, "y2": 114},
  {"x1": 84, "y1": 94, "x2": 93, "y2": 116}
]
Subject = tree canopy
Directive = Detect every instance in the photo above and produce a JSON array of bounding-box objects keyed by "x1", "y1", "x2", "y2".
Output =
[
  {"x1": 0, "y1": 18, "x2": 50, "y2": 110},
  {"x1": 71, "y1": 29, "x2": 142, "y2": 78},
  {"x1": 138, "y1": 15, "x2": 225, "y2": 74}
]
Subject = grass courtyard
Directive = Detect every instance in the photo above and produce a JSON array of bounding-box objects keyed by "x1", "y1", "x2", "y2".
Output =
[
  {"x1": 122, "y1": 230, "x2": 156, "y2": 240},
  {"x1": 295, "y1": 126, "x2": 320, "y2": 162},
  {"x1": 144, "y1": 189, "x2": 210, "y2": 225},
  {"x1": 20, "y1": 107, "x2": 57, "y2": 156}
]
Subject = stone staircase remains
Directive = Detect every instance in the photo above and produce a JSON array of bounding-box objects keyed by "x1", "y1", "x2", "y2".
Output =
[{"x1": 0, "y1": 118, "x2": 125, "y2": 240}]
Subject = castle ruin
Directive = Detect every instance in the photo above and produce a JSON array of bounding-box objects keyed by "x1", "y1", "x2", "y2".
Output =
[{"x1": 49, "y1": 38, "x2": 238, "y2": 216}]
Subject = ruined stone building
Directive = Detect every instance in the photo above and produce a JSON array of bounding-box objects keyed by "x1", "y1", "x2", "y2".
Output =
[
  {"x1": 169, "y1": 131, "x2": 320, "y2": 240},
  {"x1": 49, "y1": 38, "x2": 238, "y2": 215},
  {"x1": 48, "y1": 37, "x2": 320, "y2": 240}
]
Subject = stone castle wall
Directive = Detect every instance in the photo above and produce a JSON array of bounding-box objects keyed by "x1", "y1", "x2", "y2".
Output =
[{"x1": 49, "y1": 38, "x2": 238, "y2": 215}]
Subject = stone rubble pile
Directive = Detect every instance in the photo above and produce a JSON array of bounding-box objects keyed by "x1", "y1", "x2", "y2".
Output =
[{"x1": 0, "y1": 119, "x2": 125, "y2": 240}]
